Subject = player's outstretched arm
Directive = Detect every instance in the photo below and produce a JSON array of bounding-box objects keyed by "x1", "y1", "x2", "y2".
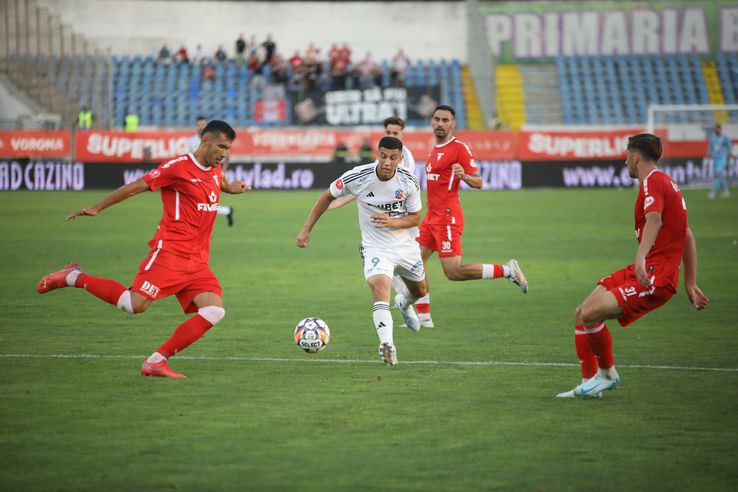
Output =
[
  {"x1": 220, "y1": 173, "x2": 251, "y2": 194},
  {"x1": 296, "y1": 190, "x2": 335, "y2": 248},
  {"x1": 328, "y1": 194, "x2": 356, "y2": 210},
  {"x1": 682, "y1": 227, "x2": 709, "y2": 310},
  {"x1": 66, "y1": 178, "x2": 150, "y2": 221}
]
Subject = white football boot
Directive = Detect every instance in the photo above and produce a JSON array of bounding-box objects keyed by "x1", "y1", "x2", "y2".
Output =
[
  {"x1": 418, "y1": 314, "x2": 434, "y2": 328},
  {"x1": 506, "y1": 259, "x2": 528, "y2": 294},
  {"x1": 575, "y1": 370, "x2": 620, "y2": 397},
  {"x1": 395, "y1": 294, "x2": 421, "y2": 332},
  {"x1": 556, "y1": 384, "x2": 603, "y2": 399},
  {"x1": 379, "y1": 342, "x2": 398, "y2": 366}
]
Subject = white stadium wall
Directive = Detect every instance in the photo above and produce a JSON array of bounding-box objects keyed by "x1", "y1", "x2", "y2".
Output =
[{"x1": 35, "y1": 0, "x2": 467, "y2": 61}]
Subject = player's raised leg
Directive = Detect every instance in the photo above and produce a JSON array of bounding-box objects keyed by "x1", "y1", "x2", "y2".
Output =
[
  {"x1": 438, "y1": 256, "x2": 528, "y2": 293},
  {"x1": 37, "y1": 264, "x2": 142, "y2": 314},
  {"x1": 141, "y1": 291, "x2": 225, "y2": 378},
  {"x1": 395, "y1": 276, "x2": 427, "y2": 333}
]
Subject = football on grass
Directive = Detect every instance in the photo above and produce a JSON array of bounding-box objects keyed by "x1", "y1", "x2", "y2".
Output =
[{"x1": 294, "y1": 317, "x2": 330, "y2": 353}]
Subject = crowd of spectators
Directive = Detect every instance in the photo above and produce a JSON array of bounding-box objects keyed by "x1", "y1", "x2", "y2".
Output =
[{"x1": 155, "y1": 35, "x2": 411, "y2": 93}]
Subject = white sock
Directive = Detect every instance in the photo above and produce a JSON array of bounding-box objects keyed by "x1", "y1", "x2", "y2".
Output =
[
  {"x1": 116, "y1": 290, "x2": 134, "y2": 313},
  {"x1": 603, "y1": 366, "x2": 619, "y2": 380},
  {"x1": 66, "y1": 269, "x2": 81, "y2": 286},
  {"x1": 372, "y1": 302, "x2": 393, "y2": 345},
  {"x1": 502, "y1": 264, "x2": 511, "y2": 278},
  {"x1": 217, "y1": 205, "x2": 232, "y2": 215},
  {"x1": 146, "y1": 352, "x2": 166, "y2": 364}
]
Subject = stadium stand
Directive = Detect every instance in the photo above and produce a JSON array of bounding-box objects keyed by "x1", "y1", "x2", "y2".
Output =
[{"x1": 556, "y1": 54, "x2": 721, "y2": 125}]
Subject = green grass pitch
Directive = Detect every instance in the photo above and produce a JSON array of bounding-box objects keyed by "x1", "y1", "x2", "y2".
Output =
[{"x1": 1, "y1": 188, "x2": 736, "y2": 491}]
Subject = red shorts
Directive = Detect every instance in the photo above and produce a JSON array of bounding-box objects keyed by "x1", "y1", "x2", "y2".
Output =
[
  {"x1": 597, "y1": 264, "x2": 675, "y2": 327},
  {"x1": 131, "y1": 249, "x2": 222, "y2": 314},
  {"x1": 417, "y1": 222, "x2": 463, "y2": 258}
]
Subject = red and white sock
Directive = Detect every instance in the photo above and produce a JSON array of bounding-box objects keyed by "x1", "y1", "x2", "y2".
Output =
[
  {"x1": 574, "y1": 325, "x2": 598, "y2": 380},
  {"x1": 585, "y1": 322, "x2": 614, "y2": 370},
  {"x1": 481, "y1": 264, "x2": 508, "y2": 280},
  {"x1": 74, "y1": 273, "x2": 128, "y2": 307},
  {"x1": 416, "y1": 294, "x2": 430, "y2": 318},
  {"x1": 154, "y1": 306, "x2": 226, "y2": 359}
]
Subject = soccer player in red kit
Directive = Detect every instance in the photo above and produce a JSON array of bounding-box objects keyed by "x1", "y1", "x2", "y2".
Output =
[
  {"x1": 398, "y1": 105, "x2": 528, "y2": 327},
  {"x1": 36, "y1": 120, "x2": 250, "y2": 378},
  {"x1": 557, "y1": 133, "x2": 709, "y2": 398}
]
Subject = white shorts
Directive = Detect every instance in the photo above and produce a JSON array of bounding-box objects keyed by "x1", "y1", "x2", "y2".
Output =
[{"x1": 360, "y1": 244, "x2": 425, "y2": 282}]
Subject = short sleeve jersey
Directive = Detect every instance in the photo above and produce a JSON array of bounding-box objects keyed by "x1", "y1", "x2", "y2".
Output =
[
  {"x1": 401, "y1": 146, "x2": 416, "y2": 173},
  {"x1": 142, "y1": 153, "x2": 222, "y2": 264},
  {"x1": 330, "y1": 163, "x2": 422, "y2": 251},
  {"x1": 635, "y1": 169, "x2": 688, "y2": 291},
  {"x1": 424, "y1": 137, "x2": 478, "y2": 226}
]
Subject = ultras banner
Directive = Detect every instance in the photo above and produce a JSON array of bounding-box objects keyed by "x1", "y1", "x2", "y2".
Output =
[{"x1": 291, "y1": 86, "x2": 441, "y2": 126}]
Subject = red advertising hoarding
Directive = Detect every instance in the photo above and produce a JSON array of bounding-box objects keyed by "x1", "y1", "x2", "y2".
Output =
[{"x1": 0, "y1": 131, "x2": 72, "y2": 159}]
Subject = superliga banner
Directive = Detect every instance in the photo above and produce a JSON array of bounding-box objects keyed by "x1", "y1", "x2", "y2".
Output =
[{"x1": 481, "y1": 1, "x2": 738, "y2": 62}]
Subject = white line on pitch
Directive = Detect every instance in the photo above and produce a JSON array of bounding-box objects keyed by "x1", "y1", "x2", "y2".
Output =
[{"x1": 0, "y1": 353, "x2": 736, "y2": 373}]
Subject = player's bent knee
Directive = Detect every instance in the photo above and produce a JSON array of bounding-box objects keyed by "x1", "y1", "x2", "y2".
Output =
[{"x1": 199, "y1": 305, "x2": 225, "y2": 325}]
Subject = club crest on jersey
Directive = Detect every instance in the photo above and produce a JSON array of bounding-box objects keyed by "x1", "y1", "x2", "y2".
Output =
[{"x1": 395, "y1": 189, "x2": 405, "y2": 200}]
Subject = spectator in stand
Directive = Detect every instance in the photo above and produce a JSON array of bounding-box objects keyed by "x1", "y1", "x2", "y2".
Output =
[
  {"x1": 124, "y1": 109, "x2": 139, "y2": 132},
  {"x1": 339, "y1": 43, "x2": 352, "y2": 66},
  {"x1": 289, "y1": 50, "x2": 304, "y2": 73},
  {"x1": 332, "y1": 141, "x2": 350, "y2": 165},
  {"x1": 358, "y1": 137, "x2": 374, "y2": 162},
  {"x1": 192, "y1": 44, "x2": 206, "y2": 65},
  {"x1": 77, "y1": 106, "x2": 93, "y2": 130},
  {"x1": 262, "y1": 35, "x2": 276, "y2": 64},
  {"x1": 391, "y1": 48, "x2": 409, "y2": 86},
  {"x1": 202, "y1": 62, "x2": 215, "y2": 81},
  {"x1": 174, "y1": 45, "x2": 189, "y2": 64},
  {"x1": 328, "y1": 43, "x2": 340, "y2": 68},
  {"x1": 214, "y1": 45, "x2": 227, "y2": 62},
  {"x1": 247, "y1": 35, "x2": 259, "y2": 57},
  {"x1": 358, "y1": 52, "x2": 377, "y2": 89},
  {"x1": 235, "y1": 34, "x2": 247, "y2": 64},
  {"x1": 331, "y1": 56, "x2": 349, "y2": 90},
  {"x1": 157, "y1": 44, "x2": 171, "y2": 65},
  {"x1": 305, "y1": 42, "x2": 317, "y2": 61}
]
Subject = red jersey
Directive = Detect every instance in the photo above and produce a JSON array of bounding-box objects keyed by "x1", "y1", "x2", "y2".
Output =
[
  {"x1": 142, "y1": 153, "x2": 222, "y2": 264},
  {"x1": 423, "y1": 137, "x2": 478, "y2": 226},
  {"x1": 635, "y1": 169, "x2": 688, "y2": 291}
]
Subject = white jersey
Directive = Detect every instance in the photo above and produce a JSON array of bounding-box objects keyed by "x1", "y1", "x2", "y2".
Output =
[
  {"x1": 400, "y1": 146, "x2": 415, "y2": 173},
  {"x1": 330, "y1": 163, "x2": 422, "y2": 251}
]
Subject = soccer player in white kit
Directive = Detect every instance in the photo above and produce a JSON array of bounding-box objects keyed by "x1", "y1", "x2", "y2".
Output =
[
  {"x1": 297, "y1": 136, "x2": 427, "y2": 365},
  {"x1": 328, "y1": 117, "x2": 434, "y2": 328}
]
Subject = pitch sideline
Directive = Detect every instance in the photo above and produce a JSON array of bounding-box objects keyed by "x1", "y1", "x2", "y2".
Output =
[{"x1": 0, "y1": 353, "x2": 736, "y2": 373}]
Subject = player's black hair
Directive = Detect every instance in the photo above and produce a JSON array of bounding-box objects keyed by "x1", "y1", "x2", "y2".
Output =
[
  {"x1": 202, "y1": 120, "x2": 236, "y2": 141},
  {"x1": 378, "y1": 136, "x2": 403, "y2": 151},
  {"x1": 196, "y1": 115, "x2": 206, "y2": 121},
  {"x1": 383, "y1": 116, "x2": 406, "y2": 129},
  {"x1": 434, "y1": 105, "x2": 456, "y2": 118},
  {"x1": 627, "y1": 133, "x2": 662, "y2": 162}
]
